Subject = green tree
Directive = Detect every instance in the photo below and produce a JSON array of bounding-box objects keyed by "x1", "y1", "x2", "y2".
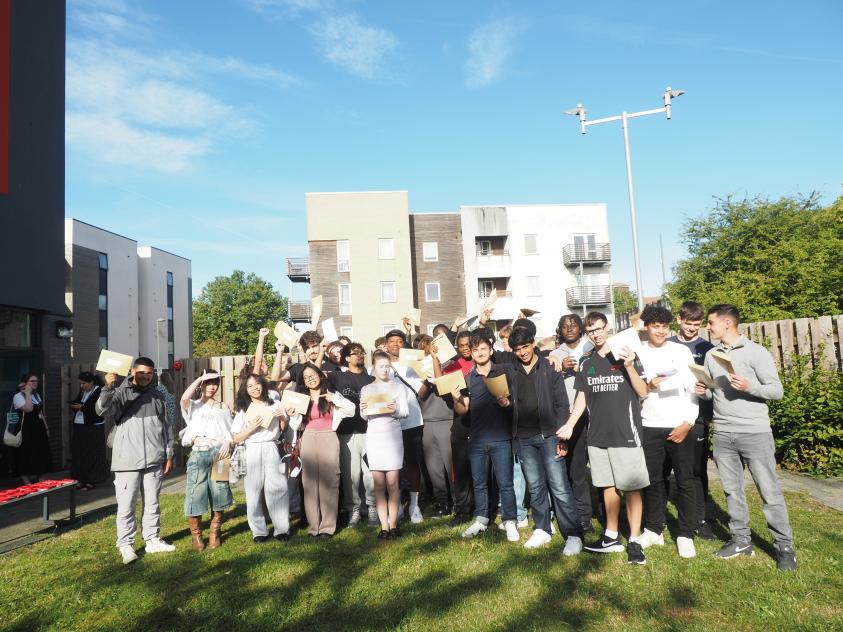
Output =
[
  {"x1": 612, "y1": 287, "x2": 639, "y2": 315},
  {"x1": 192, "y1": 270, "x2": 288, "y2": 356},
  {"x1": 667, "y1": 194, "x2": 843, "y2": 322}
]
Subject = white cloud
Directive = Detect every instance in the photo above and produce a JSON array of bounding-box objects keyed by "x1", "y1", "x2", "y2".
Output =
[
  {"x1": 464, "y1": 17, "x2": 527, "y2": 88},
  {"x1": 240, "y1": 0, "x2": 326, "y2": 17},
  {"x1": 311, "y1": 13, "x2": 398, "y2": 78}
]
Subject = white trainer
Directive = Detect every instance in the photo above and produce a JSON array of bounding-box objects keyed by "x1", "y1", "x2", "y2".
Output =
[
  {"x1": 523, "y1": 529, "x2": 552, "y2": 549},
  {"x1": 563, "y1": 536, "x2": 583, "y2": 557},
  {"x1": 462, "y1": 520, "x2": 488, "y2": 538},
  {"x1": 503, "y1": 520, "x2": 520, "y2": 542},
  {"x1": 517, "y1": 517, "x2": 529, "y2": 529},
  {"x1": 410, "y1": 505, "x2": 424, "y2": 524},
  {"x1": 637, "y1": 529, "x2": 665, "y2": 549},
  {"x1": 120, "y1": 545, "x2": 138, "y2": 565},
  {"x1": 348, "y1": 509, "x2": 361, "y2": 527},
  {"x1": 145, "y1": 537, "x2": 175, "y2": 554},
  {"x1": 677, "y1": 536, "x2": 697, "y2": 558}
]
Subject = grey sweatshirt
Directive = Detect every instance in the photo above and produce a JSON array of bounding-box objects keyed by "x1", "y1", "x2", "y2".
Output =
[
  {"x1": 97, "y1": 378, "x2": 174, "y2": 471},
  {"x1": 699, "y1": 336, "x2": 783, "y2": 433}
]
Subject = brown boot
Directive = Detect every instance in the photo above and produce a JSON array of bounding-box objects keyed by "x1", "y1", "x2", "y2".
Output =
[
  {"x1": 188, "y1": 516, "x2": 205, "y2": 551},
  {"x1": 209, "y1": 511, "x2": 223, "y2": 549}
]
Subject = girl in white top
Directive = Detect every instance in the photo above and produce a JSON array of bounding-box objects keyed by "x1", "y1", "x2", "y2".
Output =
[
  {"x1": 179, "y1": 371, "x2": 234, "y2": 550},
  {"x1": 230, "y1": 373, "x2": 290, "y2": 542},
  {"x1": 360, "y1": 351, "x2": 409, "y2": 539}
]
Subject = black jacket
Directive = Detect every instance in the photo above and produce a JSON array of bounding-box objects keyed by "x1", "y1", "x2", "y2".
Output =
[
  {"x1": 505, "y1": 355, "x2": 570, "y2": 439},
  {"x1": 70, "y1": 387, "x2": 105, "y2": 426}
]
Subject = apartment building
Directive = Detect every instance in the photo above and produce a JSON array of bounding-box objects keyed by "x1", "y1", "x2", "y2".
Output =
[
  {"x1": 65, "y1": 219, "x2": 192, "y2": 367},
  {"x1": 460, "y1": 203, "x2": 613, "y2": 338}
]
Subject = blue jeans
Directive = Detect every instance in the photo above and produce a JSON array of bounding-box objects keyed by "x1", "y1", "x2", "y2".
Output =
[
  {"x1": 518, "y1": 434, "x2": 582, "y2": 537},
  {"x1": 713, "y1": 431, "x2": 793, "y2": 548},
  {"x1": 469, "y1": 439, "x2": 516, "y2": 521},
  {"x1": 513, "y1": 456, "x2": 528, "y2": 521},
  {"x1": 184, "y1": 447, "x2": 233, "y2": 516}
]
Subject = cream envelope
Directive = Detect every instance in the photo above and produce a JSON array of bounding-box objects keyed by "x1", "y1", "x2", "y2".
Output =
[
  {"x1": 688, "y1": 364, "x2": 718, "y2": 389},
  {"x1": 362, "y1": 391, "x2": 394, "y2": 416},
  {"x1": 245, "y1": 402, "x2": 275, "y2": 429},
  {"x1": 435, "y1": 370, "x2": 467, "y2": 397},
  {"x1": 398, "y1": 348, "x2": 425, "y2": 364},
  {"x1": 96, "y1": 350, "x2": 134, "y2": 376},
  {"x1": 431, "y1": 333, "x2": 458, "y2": 364},
  {"x1": 483, "y1": 374, "x2": 510, "y2": 398},
  {"x1": 274, "y1": 320, "x2": 301, "y2": 350},
  {"x1": 407, "y1": 308, "x2": 421, "y2": 327},
  {"x1": 281, "y1": 389, "x2": 311, "y2": 416},
  {"x1": 321, "y1": 317, "x2": 338, "y2": 343}
]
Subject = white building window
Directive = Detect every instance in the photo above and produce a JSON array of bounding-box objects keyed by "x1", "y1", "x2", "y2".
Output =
[
  {"x1": 338, "y1": 283, "x2": 352, "y2": 315},
  {"x1": 340, "y1": 326, "x2": 353, "y2": 339},
  {"x1": 476, "y1": 240, "x2": 491, "y2": 256},
  {"x1": 378, "y1": 238, "x2": 395, "y2": 259},
  {"x1": 422, "y1": 241, "x2": 439, "y2": 262},
  {"x1": 478, "y1": 280, "x2": 494, "y2": 298},
  {"x1": 382, "y1": 324, "x2": 397, "y2": 335},
  {"x1": 337, "y1": 240, "x2": 350, "y2": 272},
  {"x1": 524, "y1": 234, "x2": 537, "y2": 255},
  {"x1": 380, "y1": 281, "x2": 396, "y2": 303},
  {"x1": 425, "y1": 282, "x2": 441, "y2": 302}
]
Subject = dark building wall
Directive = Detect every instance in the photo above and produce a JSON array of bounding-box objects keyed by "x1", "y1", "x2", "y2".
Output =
[
  {"x1": 67, "y1": 245, "x2": 101, "y2": 364},
  {"x1": 409, "y1": 214, "x2": 466, "y2": 333},
  {"x1": 308, "y1": 240, "x2": 352, "y2": 332},
  {"x1": 0, "y1": 0, "x2": 65, "y2": 314}
]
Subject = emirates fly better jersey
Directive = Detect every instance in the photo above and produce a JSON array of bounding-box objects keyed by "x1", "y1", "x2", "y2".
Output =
[{"x1": 574, "y1": 351, "x2": 644, "y2": 448}]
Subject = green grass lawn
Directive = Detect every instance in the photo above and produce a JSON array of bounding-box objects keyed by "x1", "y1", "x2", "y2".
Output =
[{"x1": 1, "y1": 482, "x2": 841, "y2": 632}]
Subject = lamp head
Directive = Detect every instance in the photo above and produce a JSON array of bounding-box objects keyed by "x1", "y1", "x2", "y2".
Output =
[{"x1": 564, "y1": 104, "x2": 587, "y2": 133}]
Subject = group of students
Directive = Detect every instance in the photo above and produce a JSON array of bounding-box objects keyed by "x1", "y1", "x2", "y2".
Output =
[{"x1": 98, "y1": 300, "x2": 796, "y2": 572}]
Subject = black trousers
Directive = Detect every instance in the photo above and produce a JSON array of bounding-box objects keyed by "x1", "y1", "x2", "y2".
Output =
[
  {"x1": 643, "y1": 426, "x2": 697, "y2": 538},
  {"x1": 565, "y1": 417, "x2": 592, "y2": 526},
  {"x1": 450, "y1": 418, "x2": 474, "y2": 517},
  {"x1": 663, "y1": 419, "x2": 711, "y2": 524}
]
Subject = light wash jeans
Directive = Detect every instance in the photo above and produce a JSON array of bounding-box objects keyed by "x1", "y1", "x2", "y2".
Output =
[
  {"x1": 184, "y1": 447, "x2": 233, "y2": 516},
  {"x1": 713, "y1": 431, "x2": 793, "y2": 548}
]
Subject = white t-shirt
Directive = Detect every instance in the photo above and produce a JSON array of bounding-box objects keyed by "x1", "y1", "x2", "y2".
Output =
[
  {"x1": 637, "y1": 341, "x2": 699, "y2": 428},
  {"x1": 13, "y1": 392, "x2": 41, "y2": 410},
  {"x1": 230, "y1": 400, "x2": 283, "y2": 443},
  {"x1": 550, "y1": 338, "x2": 594, "y2": 411},
  {"x1": 180, "y1": 399, "x2": 233, "y2": 447},
  {"x1": 388, "y1": 362, "x2": 424, "y2": 431}
]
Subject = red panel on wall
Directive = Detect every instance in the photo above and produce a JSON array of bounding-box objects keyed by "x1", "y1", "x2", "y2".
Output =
[{"x1": 0, "y1": 0, "x2": 9, "y2": 195}]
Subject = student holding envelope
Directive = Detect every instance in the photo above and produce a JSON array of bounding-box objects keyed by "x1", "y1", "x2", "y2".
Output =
[
  {"x1": 230, "y1": 374, "x2": 290, "y2": 543},
  {"x1": 179, "y1": 371, "x2": 234, "y2": 551},
  {"x1": 287, "y1": 364, "x2": 355, "y2": 537}
]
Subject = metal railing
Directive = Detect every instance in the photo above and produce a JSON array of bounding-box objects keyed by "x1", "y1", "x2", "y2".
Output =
[
  {"x1": 565, "y1": 285, "x2": 612, "y2": 306},
  {"x1": 286, "y1": 258, "x2": 311, "y2": 279},
  {"x1": 562, "y1": 243, "x2": 611, "y2": 266},
  {"x1": 288, "y1": 301, "x2": 312, "y2": 321}
]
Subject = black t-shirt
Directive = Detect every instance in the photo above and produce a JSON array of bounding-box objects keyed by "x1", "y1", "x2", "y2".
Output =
[
  {"x1": 575, "y1": 351, "x2": 644, "y2": 448},
  {"x1": 669, "y1": 335, "x2": 715, "y2": 420},
  {"x1": 321, "y1": 359, "x2": 342, "y2": 373},
  {"x1": 328, "y1": 371, "x2": 374, "y2": 434},
  {"x1": 288, "y1": 363, "x2": 306, "y2": 386},
  {"x1": 513, "y1": 364, "x2": 541, "y2": 438}
]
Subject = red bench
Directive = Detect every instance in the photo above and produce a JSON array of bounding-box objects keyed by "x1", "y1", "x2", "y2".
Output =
[{"x1": 0, "y1": 479, "x2": 77, "y2": 524}]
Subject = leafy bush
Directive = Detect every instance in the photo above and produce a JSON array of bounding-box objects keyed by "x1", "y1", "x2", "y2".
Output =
[{"x1": 769, "y1": 356, "x2": 843, "y2": 477}]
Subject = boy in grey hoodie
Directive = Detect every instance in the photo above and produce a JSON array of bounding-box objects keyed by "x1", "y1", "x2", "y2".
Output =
[
  {"x1": 695, "y1": 305, "x2": 796, "y2": 571},
  {"x1": 97, "y1": 357, "x2": 175, "y2": 564}
]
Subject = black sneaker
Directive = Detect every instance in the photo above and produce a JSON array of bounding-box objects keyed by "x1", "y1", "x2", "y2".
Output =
[
  {"x1": 715, "y1": 539, "x2": 755, "y2": 559},
  {"x1": 274, "y1": 533, "x2": 289, "y2": 543},
  {"x1": 696, "y1": 520, "x2": 716, "y2": 541},
  {"x1": 449, "y1": 513, "x2": 471, "y2": 528},
  {"x1": 389, "y1": 526, "x2": 401, "y2": 539},
  {"x1": 627, "y1": 541, "x2": 646, "y2": 565},
  {"x1": 775, "y1": 545, "x2": 797, "y2": 572},
  {"x1": 377, "y1": 529, "x2": 391, "y2": 540},
  {"x1": 584, "y1": 533, "x2": 625, "y2": 553},
  {"x1": 252, "y1": 535, "x2": 269, "y2": 543}
]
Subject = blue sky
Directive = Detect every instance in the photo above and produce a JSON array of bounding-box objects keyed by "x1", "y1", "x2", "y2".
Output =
[{"x1": 66, "y1": 0, "x2": 843, "y2": 300}]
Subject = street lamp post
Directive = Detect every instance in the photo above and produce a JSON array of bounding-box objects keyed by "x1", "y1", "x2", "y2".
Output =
[
  {"x1": 565, "y1": 87, "x2": 685, "y2": 313},
  {"x1": 155, "y1": 318, "x2": 166, "y2": 373}
]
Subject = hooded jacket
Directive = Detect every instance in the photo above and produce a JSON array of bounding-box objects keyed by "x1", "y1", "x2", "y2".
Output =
[
  {"x1": 506, "y1": 354, "x2": 571, "y2": 439},
  {"x1": 96, "y1": 376, "x2": 174, "y2": 471}
]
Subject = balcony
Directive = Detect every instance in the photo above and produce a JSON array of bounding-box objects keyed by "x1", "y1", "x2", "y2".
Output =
[
  {"x1": 565, "y1": 285, "x2": 612, "y2": 306},
  {"x1": 287, "y1": 258, "x2": 311, "y2": 282},
  {"x1": 475, "y1": 252, "x2": 511, "y2": 278},
  {"x1": 563, "y1": 243, "x2": 611, "y2": 266},
  {"x1": 288, "y1": 301, "x2": 312, "y2": 323}
]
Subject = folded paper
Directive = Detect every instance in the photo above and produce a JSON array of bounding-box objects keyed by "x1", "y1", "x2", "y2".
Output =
[
  {"x1": 435, "y1": 370, "x2": 467, "y2": 397},
  {"x1": 281, "y1": 389, "x2": 311, "y2": 416},
  {"x1": 95, "y1": 350, "x2": 133, "y2": 376}
]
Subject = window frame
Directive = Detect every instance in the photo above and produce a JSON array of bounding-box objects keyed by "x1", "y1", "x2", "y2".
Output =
[
  {"x1": 380, "y1": 281, "x2": 397, "y2": 304},
  {"x1": 524, "y1": 234, "x2": 538, "y2": 255},
  {"x1": 424, "y1": 282, "x2": 441, "y2": 302},
  {"x1": 422, "y1": 241, "x2": 439, "y2": 262},
  {"x1": 338, "y1": 283, "x2": 352, "y2": 316},
  {"x1": 336, "y1": 240, "x2": 351, "y2": 272},
  {"x1": 378, "y1": 238, "x2": 395, "y2": 260}
]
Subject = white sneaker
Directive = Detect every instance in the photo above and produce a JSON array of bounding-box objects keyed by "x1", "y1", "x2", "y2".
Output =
[
  {"x1": 637, "y1": 529, "x2": 665, "y2": 549},
  {"x1": 503, "y1": 520, "x2": 520, "y2": 542},
  {"x1": 563, "y1": 536, "x2": 583, "y2": 557},
  {"x1": 348, "y1": 509, "x2": 361, "y2": 527},
  {"x1": 145, "y1": 537, "x2": 175, "y2": 554},
  {"x1": 462, "y1": 520, "x2": 488, "y2": 538},
  {"x1": 410, "y1": 505, "x2": 424, "y2": 524},
  {"x1": 517, "y1": 517, "x2": 529, "y2": 529},
  {"x1": 367, "y1": 507, "x2": 379, "y2": 527},
  {"x1": 120, "y1": 545, "x2": 138, "y2": 565},
  {"x1": 677, "y1": 536, "x2": 696, "y2": 558},
  {"x1": 524, "y1": 529, "x2": 552, "y2": 549}
]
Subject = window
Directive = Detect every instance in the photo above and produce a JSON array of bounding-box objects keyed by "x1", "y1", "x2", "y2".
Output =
[
  {"x1": 476, "y1": 240, "x2": 491, "y2": 256},
  {"x1": 166, "y1": 271, "x2": 174, "y2": 286},
  {"x1": 380, "y1": 281, "x2": 396, "y2": 303},
  {"x1": 98, "y1": 336, "x2": 108, "y2": 350},
  {"x1": 527, "y1": 276, "x2": 541, "y2": 297},
  {"x1": 337, "y1": 240, "x2": 350, "y2": 272},
  {"x1": 166, "y1": 271, "x2": 174, "y2": 368},
  {"x1": 340, "y1": 326, "x2": 353, "y2": 339},
  {"x1": 98, "y1": 295, "x2": 108, "y2": 310},
  {"x1": 167, "y1": 306, "x2": 174, "y2": 320},
  {"x1": 338, "y1": 283, "x2": 352, "y2": 315},
  {"x1": 98, "y1": 253, "x2": 108, "y2": 270},
  {"x1": 422, "y1": 241, "x2": 439, "y2": 262},
  {"x1": 574, "y1": 233, "x2": 598, "y2": 258},
  {"x1": 478, "y1": 280, "x2": 494, "y2": 298},
  {"x1": 524, "y1": 234, "x2": 537, "y2": 255},
  {"x1": 98, "y1": 253, "x2": 108, "y2": 349},
  {"x1": 378, "y1": 238, "x2": 394, "y2": 259},
  {"x1": 382, "y1": 325, "x2": 397, "y2": 335},
  {"x1": 425, "y1": 282, "x2": 441, "y2": 302}
]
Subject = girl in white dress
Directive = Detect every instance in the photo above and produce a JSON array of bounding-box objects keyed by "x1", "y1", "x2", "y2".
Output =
[{"x1": 360, "y1": 351, "x2": 409, "y2": 539}]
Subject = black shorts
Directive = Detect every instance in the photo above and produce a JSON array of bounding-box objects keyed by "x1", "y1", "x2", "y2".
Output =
[{"x1": 402, "y1": 426, "x2": 424, "y2": 467}]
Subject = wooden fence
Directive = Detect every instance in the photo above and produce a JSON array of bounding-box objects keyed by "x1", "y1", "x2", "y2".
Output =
[{"x1": 699, "y1": 314, "x2": 842, "y2": 371}]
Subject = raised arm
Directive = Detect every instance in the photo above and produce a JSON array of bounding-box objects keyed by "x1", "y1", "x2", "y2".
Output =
[{"x1": 254, "y1": 328, "x2": 270, "y2": 375}]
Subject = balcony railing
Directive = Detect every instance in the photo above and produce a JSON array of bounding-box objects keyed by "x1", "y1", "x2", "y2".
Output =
[
  {"x1": 565, "y1": 285, "x2": 612, "y2": 306},
  {"x1": 479, "y1": 290, "x2": 513, "y2": 299},
  {"x1": 563, "y1": 243, "x2": 611, "y2": 266},
  {"x1": 288, "y1": 301, "x2": 312, "y2": 322},
  {"x1": 287, "y1": 258, "x2": 311, "y2": 281},
  {"x1": 475, "y1": 252, "x2": 511, "y2": 278}
]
